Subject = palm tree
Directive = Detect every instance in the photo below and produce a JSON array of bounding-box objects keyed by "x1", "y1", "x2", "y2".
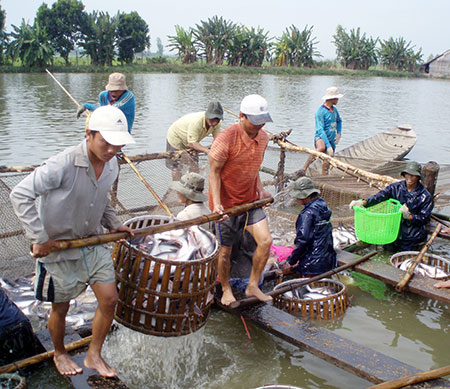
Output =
[
  {"x1": 193, "y1": 16, "x2": 236, "y2": 65},
  {"x1": 333, "y1": 25, "x2": 378, "y2": 70},
  {"x1": 378, "y1": 37, "x2": 423, "y2": 72},
  {"x1": 273, "y1": 25, "x2": 321, "y2": 67},
  {"x1": 167, "y1": 25, "x2": 197, "y2": 64},
  {"x1": 7, "y1": 20, "x2": 54, "y2": 67}
]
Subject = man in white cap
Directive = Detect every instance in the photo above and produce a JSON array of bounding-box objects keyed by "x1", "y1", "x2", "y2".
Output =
[
  {"x1": 301, "y1": 86, "x2": 344, "y2": 175},
  {"x1": 77, "y1": 72, "x2": 135, "y2": 134},
  {"x1": 209, "y1": 94, "x2": 274, "y2": 306},
  {"x1": 10, "y1": 105, "x2": 135, "y2": 378}
]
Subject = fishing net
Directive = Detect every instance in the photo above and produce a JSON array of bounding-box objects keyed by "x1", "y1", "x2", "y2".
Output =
[{"x1": 0, "y1": 146, "x2": 449, "y2": 280}]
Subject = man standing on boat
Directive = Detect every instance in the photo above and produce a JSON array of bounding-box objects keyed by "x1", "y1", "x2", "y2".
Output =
[
  {"x1": 10, "y1": 106, "x2": 135, "y2": 377},
  {"x1": 283, "y1": 177, "x2": 337, "y2": 275},
  {"x1": 166, "y1": 101, "x2": 223, "y2": 180},
  {"x1": 301, "y1": 86, "x2": 343, "y2": 175},
  {"x1": 349, "y1": 161, "x2": 434, "y2": 251},
  {"x1": 77, "y1": 72, "x2": 135, "y2": 134},
  {"x1": 209, "y1": 94, "x2": 273, "y2": 306}
]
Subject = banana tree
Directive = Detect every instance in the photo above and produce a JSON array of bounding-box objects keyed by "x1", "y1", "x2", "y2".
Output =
[{"x1": 167, "y1": 25, "x2": 197, "y2": 64}]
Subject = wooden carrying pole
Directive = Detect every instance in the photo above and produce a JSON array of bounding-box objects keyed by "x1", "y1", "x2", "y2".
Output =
[
  {"x1": 395, "y1": 224, "x2": 442, "y2": 292},
  {"x1": 0, "y1": 336, "x2": 92, "y2": 374},
  {"x1": 368, "y1": 364, "x2": 450, "y2": 389},
  {"x1": 51, "y1": 197, "x2": 274, "y2": 251},
  {"x1": 229, "y1": 250, "x2": 377, "y2": 309}
]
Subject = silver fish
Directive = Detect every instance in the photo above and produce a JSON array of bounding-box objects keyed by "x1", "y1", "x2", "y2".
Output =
[
  {"x1": 306, "y1": 285, "x2": 336, "y2": 296},
  {"x1": 399, "y1": 258, "x2": 448, "y2": 279},
  {"x1": 303, "y1": 292, "x2": 328, "y2": 300}
]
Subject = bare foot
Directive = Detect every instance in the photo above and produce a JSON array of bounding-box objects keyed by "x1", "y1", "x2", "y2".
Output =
[
  {"x1": 434, "y1": 280, "x2": 450, "y2": 289},
  {"x1": 221, "y1": 287, "x2": 236, "y2": 306},
  {"x1": 245, "y1": 284, "x2": 272, "y2": 303},
  {"x1": 54, "y1": 353, "x2": 83, "y2": 376},
  {"x1": 84, "y1": 353, "x2": 117, "y2": 378}
]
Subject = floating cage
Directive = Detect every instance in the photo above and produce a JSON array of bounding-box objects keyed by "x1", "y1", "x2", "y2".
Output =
[
  {"x1": 354, "y1": 198, "x2": 402, "y2": 244},
  {"x1": 113, "y1": 215, "x2": 219, "y2": 337},
  {"x1": 273, "y1": 278, "x2": 348, "y2": 320},
  {"x1": 390, "y1": 251, "x2": 450, "y2": 280}
]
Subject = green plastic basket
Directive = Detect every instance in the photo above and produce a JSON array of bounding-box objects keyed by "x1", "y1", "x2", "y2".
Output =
[{"x1": 353, "y1": 199, "x2": 402, "y2": 244}]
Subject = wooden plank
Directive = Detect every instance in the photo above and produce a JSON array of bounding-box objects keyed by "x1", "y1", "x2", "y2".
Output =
[
  {"x1": 228, "y1": 303, "x2": 450, "y2": 387},
  {"x1": 336, "y1": 249, "x2": 450, "y2": 304}
]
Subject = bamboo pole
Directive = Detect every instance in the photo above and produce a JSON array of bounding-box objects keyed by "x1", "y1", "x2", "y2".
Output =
[
  {"x1": 0, "y1": 336, "x2": 92, "y2": 374},
  {"x1": 395, "y1": 224, "x2": 442, "y2": 292},
  {"x1": 228, "y1": 250, "x2": 377, "y2": 309},
  {"x1": 51, "y1": 197, "x2": 274, "y2": 252},
  {"x1": 45, "y1": 69, "x2": 81, "y2": 108},
  {"x1": 119, "y1": 153, "x2": 173, "y2": 217},
  {"x1": 368, "y1": 364, "x2": 450, "y2": 389}
]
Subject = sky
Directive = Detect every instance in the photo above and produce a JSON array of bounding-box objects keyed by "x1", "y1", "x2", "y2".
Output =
[{"x1": 1, "y1": 0, "x2": 449, "y2": 60}]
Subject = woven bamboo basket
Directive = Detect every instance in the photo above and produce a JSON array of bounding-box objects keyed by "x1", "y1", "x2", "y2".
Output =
[
  {"x1": 273, "y1": 278, "x2": 348, "y2": 320},
  {"x1": 112, "y1": 215, "x2": 219, "y2": 337},
  {"x1": 390, "y1": 251, "x2": 450, "y2": 279}
]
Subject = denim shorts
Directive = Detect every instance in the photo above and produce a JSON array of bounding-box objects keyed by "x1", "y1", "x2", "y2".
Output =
[
  {"x1": 217, "y1": 207, "x2": 266, "y2": 247},
  {"x1": 35, "y1": 245, "x2": 115, "y2": 303}
]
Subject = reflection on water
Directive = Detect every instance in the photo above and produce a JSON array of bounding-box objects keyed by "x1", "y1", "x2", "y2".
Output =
[{"x1": 1, "y1": 73, "x2": 450, "y2": 166}]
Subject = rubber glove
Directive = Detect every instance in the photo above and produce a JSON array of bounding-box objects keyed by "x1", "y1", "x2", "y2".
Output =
[
  {"x1": 76, "y1": 105, "x2": 87, "y2": 119},
  {"x1": 326, "y1": 147, "x2": 334, "y2": 157},
  {"x1": 349, "y1": 199, "x2": 364, "y2": 210},
  {"x1": 335, "y1": 133, "x2": 341, "y2": 145},
  {"x1": 400, "y1": 204, "x2": 411, "y2": 219}
]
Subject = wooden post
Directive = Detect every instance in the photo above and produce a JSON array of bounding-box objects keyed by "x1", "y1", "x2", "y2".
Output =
[{"x1": 422, "y1": 161, "x2": 439, "y2": 198}]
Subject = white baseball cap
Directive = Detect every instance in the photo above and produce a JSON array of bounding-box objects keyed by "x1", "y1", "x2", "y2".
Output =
[
  {"x1": 88, "y1": 105, "x2": 135, "y2": 146},
  {"x1": 240, "y1": 94, "x2": 273, "y2": 125}
]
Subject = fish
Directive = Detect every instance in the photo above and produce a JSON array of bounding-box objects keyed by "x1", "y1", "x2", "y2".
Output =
[
  {"x1": 398, "y1": 258, "x2": 449, "y2": 279},
  {"x1": 303, "y1": 292, "x2": 328, "y2": 300},
  {"x1": 305, "y1": 285, "x2": 336, "y2": 296},
  {"x1": 0, "y1": 277, "x2": 17, "y2": 291},
  {"x1": 333, "y1": 225, "x2": 358, "y2": 249}
]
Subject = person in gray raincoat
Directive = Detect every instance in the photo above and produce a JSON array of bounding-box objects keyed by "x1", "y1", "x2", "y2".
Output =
[
  {"x1": 285, "y1": 177, "x2": 337, "y2": 276},
  {"x1": 349, "y1": 161, "x2": 434, "y2": 251}
]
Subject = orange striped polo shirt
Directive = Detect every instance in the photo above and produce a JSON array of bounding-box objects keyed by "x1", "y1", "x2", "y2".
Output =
[{"x1": 209, "y1": 123, "x2": 269, "y2": 209}]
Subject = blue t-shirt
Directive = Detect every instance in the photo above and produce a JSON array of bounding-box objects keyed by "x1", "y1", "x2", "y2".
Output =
[
  {"x1": 84, "y1": 90, "x2": 135, "y2": 133},
  {"x1": 314, "y1": 104, "x2": 342, "y2": 150}
]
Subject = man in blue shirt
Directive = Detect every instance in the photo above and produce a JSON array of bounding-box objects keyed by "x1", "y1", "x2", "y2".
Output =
[
  {"x1": 77, "y1": 73, "x2": 135, "y2": 134},
  {"x1": 301, "y1": 86, "x2": 343, "y2": 175}
]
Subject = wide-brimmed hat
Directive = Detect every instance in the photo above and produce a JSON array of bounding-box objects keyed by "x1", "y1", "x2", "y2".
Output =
[
  {"x1": 322, "y1": 86, "x2": 344, "y2": 100},
  {"x1": 401, "y1": 161, "x2": 422, "y2": 179},
  {"x1": 205, "y1": 101, "x2": 223, "y2": 120},
  {"x1": 105, "y1": 72, "x2": 127, "y2": 91},
  {"x1": 240, "y1": 94, "x2": 273, "y2": 126},
  {"x1": 87, "y1": 106, "x2": 135, "y2": 146},
  {"x1": 290, "y1": 177, "x2": 320, "y2": 200},
  {"x1": 169, "y1": 172, "x2": 207, "y2": 202}
]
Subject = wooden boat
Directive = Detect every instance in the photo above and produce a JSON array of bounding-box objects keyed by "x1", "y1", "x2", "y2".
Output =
[{"x1": 306, "y1": 124, "x2": 417, "y2": 177}]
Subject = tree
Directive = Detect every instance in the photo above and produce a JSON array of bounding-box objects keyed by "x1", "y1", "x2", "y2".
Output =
[
  {"x1": 116, "y1": 11, "x2": 150, "y2": 64},
  {"x1": 167, "y1": 25, "x2": 197, "y2": 64},
  {"x1": 156, "y1": 37, "x2": 164, "y2": 56},
  {"x1": 79, "y1": 11, "x2": 117, "y2": 66},
  {"x1": 7, "y1": 20, "x2": 54, "y2": 67},
  {"x1": 378, "y1": 37, "x2": 423, "y2": 72},
  {"x1": 36, "y1": 0, "x2": 87, "y2": 65},
  {"x1": 0, "y1": 6, "x2": 8, "y2": 64},
  {"x1": 333, "y1": 25, "x2": 378, "y2": 70},
  {"x1": 194, "y1": 15, "x2": 236, "y2": 65},
  {"x1": 227, "y1": 25, "x2": 271, "y2": 67},
  {"x1": 273, "y1": 25, "x2": 321, "y2": 67}
]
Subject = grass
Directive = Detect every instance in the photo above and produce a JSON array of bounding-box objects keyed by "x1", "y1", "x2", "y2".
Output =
[{"x1": 0, "y1": 57, "x2": 432, "y2": 79}]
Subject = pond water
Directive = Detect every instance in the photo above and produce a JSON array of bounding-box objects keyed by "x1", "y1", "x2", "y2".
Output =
[{"x1": 1, "y1": 72, "x2": 449, "y2": 389}]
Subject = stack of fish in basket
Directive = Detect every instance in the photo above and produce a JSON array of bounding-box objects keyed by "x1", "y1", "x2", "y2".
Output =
[
  {"x1": 390, "y1": 251, "x2": 450, "y2": 279},
  {"x1": 273, "y1": 278, "x2": 348, "y2": 320},
  {"x1": 112, "y1": 215, "x2": 219, "y2": 337}
]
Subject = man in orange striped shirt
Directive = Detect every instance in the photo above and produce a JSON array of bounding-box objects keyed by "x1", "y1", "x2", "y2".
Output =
[{"x1": 209, "y1": 94, "x2": 274, "y2": 306}]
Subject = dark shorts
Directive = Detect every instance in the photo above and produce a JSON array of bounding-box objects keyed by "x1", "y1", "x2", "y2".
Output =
[{"x1": 217, "y1": 207, "x2": 266, "y2": 247}]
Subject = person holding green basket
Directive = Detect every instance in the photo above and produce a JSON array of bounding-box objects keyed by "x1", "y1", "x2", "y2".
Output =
[{"x1": 349, "y1": 161, "x2": 433, "y2": 251}]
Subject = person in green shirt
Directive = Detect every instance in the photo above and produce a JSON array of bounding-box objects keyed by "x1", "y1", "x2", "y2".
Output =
[{"x1": 166, "y1": 101, "x2": 223, "y2": 180}]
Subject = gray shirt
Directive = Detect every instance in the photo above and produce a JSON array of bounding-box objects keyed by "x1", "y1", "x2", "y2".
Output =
[
  {"x1": 10, "y1": 139, "x2": 122, "y2": 263},
  {"x1": 176, "y1": 203, "x2": 215, "y2": 233}
]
